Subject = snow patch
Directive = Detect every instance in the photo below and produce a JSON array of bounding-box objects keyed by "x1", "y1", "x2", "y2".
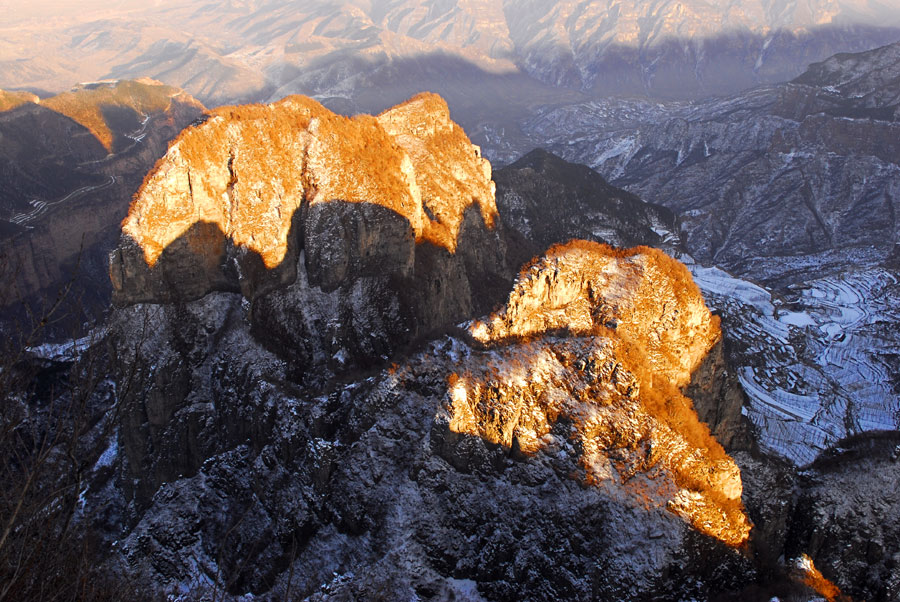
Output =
[{"x1": 778, "y1": 310, "x2": 816, "y2": 328}]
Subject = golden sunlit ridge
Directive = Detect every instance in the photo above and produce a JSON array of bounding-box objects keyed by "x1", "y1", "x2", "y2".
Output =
[
  {"x1": 122, "y1": 92, "x2": 497, "y2": 270},
  {"x1": 451, "y1": 241, "x2": 751, "y2": 546}
]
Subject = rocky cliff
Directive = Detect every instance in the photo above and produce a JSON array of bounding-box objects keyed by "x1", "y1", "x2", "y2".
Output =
[
  {"x1": 96, "y1": 93, "x2": 766, "y2": 599},
  {"x1": 113, "y1": 92, "x2": 496, "y2": 298},
  {"x1": 461, "y1": 241, "x2": 749, "y2": 547},
  {"x1": 111, "y1": 92, "x2": 507, "y2": 377},
  {"x1": 106, "y1": 237, "x2": 755, "y2": 600}
]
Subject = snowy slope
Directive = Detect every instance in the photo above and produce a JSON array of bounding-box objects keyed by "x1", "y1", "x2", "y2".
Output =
[{"x1": 687, "y1": 259, "x2": 900, "y2": 464}]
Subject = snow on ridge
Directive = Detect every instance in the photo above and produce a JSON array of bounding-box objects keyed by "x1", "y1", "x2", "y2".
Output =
[{"x1": 27, "y1": 328, "x2": 107, "y2": 361}]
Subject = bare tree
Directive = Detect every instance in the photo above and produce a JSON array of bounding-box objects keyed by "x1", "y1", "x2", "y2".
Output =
[{"x1": 0, "y1": 249, "x2": 149, "y2": 601}]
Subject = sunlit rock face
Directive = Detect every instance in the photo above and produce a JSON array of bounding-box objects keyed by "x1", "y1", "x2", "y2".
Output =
[
  {"x1": 112, "y1": 92, "x2": 497, "y2": 303},
  {"x1": 472, "y1": 242, "x2": 718, "y2": 386},
  {"x1": 490, "y1": 150, "x2": 751, "y2": 452},
  {"x1": 110, "y1": 92, "x2": 508, "y2": 374},
  {"x1": 455, "y1": 241, "x2": 750, "y2": 546}
]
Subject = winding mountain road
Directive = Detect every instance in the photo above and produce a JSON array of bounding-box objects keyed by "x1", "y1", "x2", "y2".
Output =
[
  {"x1": 8, "y1": 111, "x2": 153, "y2": 227},
  {"x1": 10, "y1": 175, "x2": 117, "y2": 226}
]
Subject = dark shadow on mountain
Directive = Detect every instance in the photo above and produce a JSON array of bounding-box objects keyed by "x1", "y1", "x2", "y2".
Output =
[
  {"x1": 106, "y1": 158, "x2": 777, "y2": 598},
  {"x1": 111, "y1": 198, "x2": 514, "y2": 380},
  {"x1": 774, "y1": 83, "x2": 900, "y2": 123},
  {"x1": 493, "y1": 148, "x2": 678, "y2": 254},
  {"x1": 0, "y1": 103, "x2": 107, "y2": 219},
  {"x1": 277, "y1": 24, "x2": 900, "y2": 110},
  {"x1": 807, "y1": 430, "x2": 900, "y2": 472},
  {"x1": 0, "y1": 94, "x2": 204, "y2": 341},
  {"x1": 99, "y1": 104, "x2": 147, "y2": 153},
  {"x1": 571, "y1": 24, "x2": 900, "y2": 100},
  {"x1": 0, "y1": 104, "x2": 117, "y2": 339}
]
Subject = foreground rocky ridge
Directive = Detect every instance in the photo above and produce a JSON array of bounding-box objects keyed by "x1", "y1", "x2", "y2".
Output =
[
  {"x1": 107, "y1": 240, "x2": 755, "y2": 600},
  {"x1": 60, "y1": 93, "x2": 891, "y2": 600},
  {"x1": 93, "y1": 93, "x2": 771, "y2": 599}
]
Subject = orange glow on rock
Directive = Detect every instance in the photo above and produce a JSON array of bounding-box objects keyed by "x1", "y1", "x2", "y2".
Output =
[
  {"x1": 795, "y1": 555, "x2": 851, "y2": 602},
  {"x1": 122, "y1": 92, "x2": 497, "y2": 269},
  {"x1": 451, "y1": 241, "x2": 751, "y2": 547}
]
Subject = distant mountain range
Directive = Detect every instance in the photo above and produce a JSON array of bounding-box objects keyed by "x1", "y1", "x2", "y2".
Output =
[
  {"x1": 3, "y1": 0, "x2": 900, "y2": 109},
  {"x1": 522, "y1": 39, "x2": 900, "y2": 464}
]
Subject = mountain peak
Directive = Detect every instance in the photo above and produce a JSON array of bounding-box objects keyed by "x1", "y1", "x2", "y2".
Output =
[
  {"x1": 473, "y1": 241, "x2": 720, "y2": 388},
  {"x1": 0, "y1": 89, "x2": 40, "y2": 112},
  {"x1": 113, "y1": 91, "x2": 498, "y2": 303},
  {"x1": 460, "y1": 240, "x2": 748, "y2": 547}
]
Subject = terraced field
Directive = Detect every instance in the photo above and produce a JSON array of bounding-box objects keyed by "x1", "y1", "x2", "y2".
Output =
[{"x1": 690, "y1": 260, "x2": 900, "y2": 464}]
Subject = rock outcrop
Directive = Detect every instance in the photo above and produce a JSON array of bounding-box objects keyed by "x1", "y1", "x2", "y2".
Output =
[
  {"x1": 113, "y1": 92, "x2": 496, "y2": 299},
  {"x1": 459, "y1": 241, "x2": 750, "y2": 547},
  {"x1": 108, "y1": 239, "x2": 754, "y2": 600},
  {"x1": 111, "y1": 93, "x2": 508, "y2": 375},
  {"x1": 109, "y1": 93, "x2": 513, "y2": 512},
  {"x1": 492, "y1": 153, "x2": 751, "y2": 450}
]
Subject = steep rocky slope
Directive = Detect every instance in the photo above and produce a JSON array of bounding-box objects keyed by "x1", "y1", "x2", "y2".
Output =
[
  {"x1": 0, "y1": 79, "x2": 204, "y2": 333},
  {"x1": 786, "y1": 432, "x2": 900, "y2": 601},
  {"x1": 106, "y1": 240, "x2": 755, "y2": 600},
  {"x1": 523, "y1": 41, "x2": 900, "y2": 465},
  {"x1": 92, "y1": 93, "x2": 771, "y2": 599}
]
